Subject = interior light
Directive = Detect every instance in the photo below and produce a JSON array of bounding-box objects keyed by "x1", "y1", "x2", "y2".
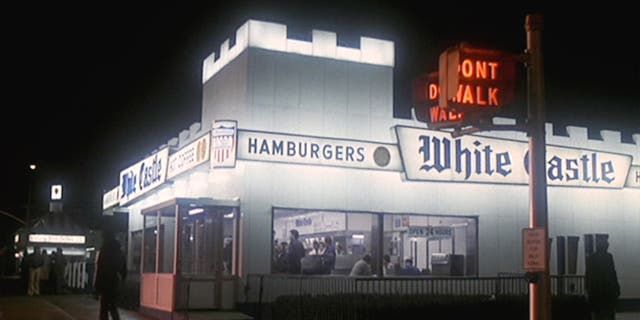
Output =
[
  {"x1": 352, "y1": 234, "x2": 365, "y2": 239},
  {"x1": 188, "y1": 208, "x2": 204, "y2": 215}
]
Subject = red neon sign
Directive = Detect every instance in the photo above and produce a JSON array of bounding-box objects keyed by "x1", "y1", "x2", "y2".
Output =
[
  {"x1": 412, "y1": 72, "x2": 463, "y2": 128},
  {"x1": 438, "y1": 44, "x2": 517, "y2": 114}
]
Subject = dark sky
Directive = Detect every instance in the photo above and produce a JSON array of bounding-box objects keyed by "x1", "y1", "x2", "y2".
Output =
[{"x1": 2, "y1": 2, "x2": 639, "y2": 243}]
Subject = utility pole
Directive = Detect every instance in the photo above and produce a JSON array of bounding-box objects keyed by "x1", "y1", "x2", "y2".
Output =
[{"x1": 525, "y1": 14, "x2": 552, "y2": 320}]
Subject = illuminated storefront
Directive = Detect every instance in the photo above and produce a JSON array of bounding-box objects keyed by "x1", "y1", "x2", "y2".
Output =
[{"x1": 102, "y1": 19, "x2": 640, "y2": 315}]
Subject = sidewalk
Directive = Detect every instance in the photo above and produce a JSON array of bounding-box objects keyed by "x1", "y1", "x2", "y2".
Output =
[
  {"x1": 0, "y1": 294, "x2": 151, "y2": 320},
  {"x1": 617, "y1": 311, "x2": 640, "y2": 320},
  {"x1": 0, "y1": 294, "x2": 636, "y2": 319},
  {"x1": 0, "y1": 294, "x2": 253, "y2": 320}
]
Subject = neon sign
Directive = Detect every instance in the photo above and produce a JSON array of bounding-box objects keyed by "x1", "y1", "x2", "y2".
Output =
[
  {"x1": 412, "y1": 71, "x2": 463, "y2": 128},
  {"x1": 438, "y1": 44, "x2": 517, "y2": 114}
]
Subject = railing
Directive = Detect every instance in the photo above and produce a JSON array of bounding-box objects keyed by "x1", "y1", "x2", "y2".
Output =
[
  {"x1": 65, "y1": 261, "x2": 89, "y2": 290},
  {"x1": 244, "y1": 273, "x2": 585, "y2": 304}
]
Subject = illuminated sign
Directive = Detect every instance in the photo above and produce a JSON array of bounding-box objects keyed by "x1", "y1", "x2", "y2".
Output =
[
  {"x1": 236, "y1": 130, "x2": 403, "y2": 171},
  {"x1": 395, "y1": 126, "x2": 632, "y2": 188},
  {"x1": 626, "y1": 165, "x2": 640, "y2": 188},
  {"x1": 408, "y1": 226, "x2": 453, "y2": 239},
  {"x1": 274, "y1": 211, "x2": 347, "y2": 236},
  {"x1": 119, "y1": 148, "x2": 169, "y2": 205},
  {"x1": 438, "y1": 44, "x2": 517, "y2": 114},
  {"x1": 413, "y1": 71, "x2": 464, "y2": 128},
  {"x1": 51, "y1": 185, "x2": 62, "y2": 200},
  {"x1": 211, "y1": 120, "x2": 238, "y2": 168},
  {"x1": 167, "y1": 133, "x2": 211, "y2": 179},
  {"x1": 102, "y1": 187, "x2": 119, "y2": 210},
  {"x1": 29, "y1": 234, "x2": 86, "y2": 244}
]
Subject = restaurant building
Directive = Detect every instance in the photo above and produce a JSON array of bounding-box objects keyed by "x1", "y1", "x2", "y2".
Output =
[{"x1": 102, "y1": 19, "x2": 640, "y2": 315}]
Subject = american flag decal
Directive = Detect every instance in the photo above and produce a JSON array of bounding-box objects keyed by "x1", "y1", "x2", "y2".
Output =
[{"x1": 211, "y1": 121, "x2": 237, "y2": 168}]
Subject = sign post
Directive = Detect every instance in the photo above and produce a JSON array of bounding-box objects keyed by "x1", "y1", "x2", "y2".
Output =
[
  {"x1": 427, "y1": 13, "x2": 551, "y2": 320},
  {"x1": 525, "y1": 14, "x2": 551, "y2": 320}
]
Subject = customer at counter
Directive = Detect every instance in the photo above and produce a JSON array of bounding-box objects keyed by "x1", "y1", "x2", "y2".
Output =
[
  {"x1": 321, "y1": 237, "x2": 336, "y2": 274},
  {"x1": 349, "y1": 254, "x2": 372, "y2": 276},
  {"x1": 287, "y1": 229, "x2": 305, "y2": 274},
  {"x1": 383, "y1": 255, "x2": 395, "y2": 276},
  {"x1": 400, "y1": 257, "x2": 421, "y2": 276}
]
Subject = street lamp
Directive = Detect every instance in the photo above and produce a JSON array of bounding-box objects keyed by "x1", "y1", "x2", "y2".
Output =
[{"x1": 26, "y1": 164, "x2": 37, "y2": 247}]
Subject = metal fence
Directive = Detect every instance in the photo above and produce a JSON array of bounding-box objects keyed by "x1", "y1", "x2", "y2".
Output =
[{"x1": 244, "y1": 273, "x2": 585, "y2": 304}]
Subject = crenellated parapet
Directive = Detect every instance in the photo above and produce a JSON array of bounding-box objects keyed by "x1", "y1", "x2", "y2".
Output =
[
  {"x1": 202, "y1": 20, "x2": 395, "y2": 84},
  {"x1": 489, "y1": 117, "x2": 639, "y2": 165}
]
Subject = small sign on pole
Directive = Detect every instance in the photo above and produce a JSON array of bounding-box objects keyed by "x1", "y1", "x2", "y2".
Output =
[
  {"x1": 523, "y1": 227, "x2": 547, "y2": 272},
  {"x1": 51, "y1": 185, "x2": 62, "y2": 200}
]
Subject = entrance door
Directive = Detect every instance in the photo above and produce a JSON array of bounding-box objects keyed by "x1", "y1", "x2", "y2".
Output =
[
  {"x1": 139, "y1": 198, "x2": 239, "y2": 313},
  {"x1": 181, "y1": 209, "x2": 223, "y2": 276}
]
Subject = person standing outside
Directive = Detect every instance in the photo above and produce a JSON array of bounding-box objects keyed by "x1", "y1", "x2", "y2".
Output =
[
  {"x1": 52, "y1": 247, "x2": 67, "y2": 294},
  {"x1": 586, "y1": 236, "x2": 620, "y2": 320},
  {"x1": 287, "y1": 229, "x2": 305, "y2": 274},
  {"x1": 27, "y1": 246, "x2": 44, "y2": 296},
  {"x1": 94, "y1": 231, "x2": 126, "y2": 320},
  {"x1": 40, "y1": 249, "x2": 50, "y2": 294}
]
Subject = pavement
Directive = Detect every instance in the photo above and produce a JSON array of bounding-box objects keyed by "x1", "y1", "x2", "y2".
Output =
[
  {"x1": 618, "y1": 312, "x2": 640, "y2": 320},
  {"x1": 0, "y1": 294, "x2": 253, "y2": 320},
  {"x1": 0, "y1": 294, "x2": 638, "y2": 319}
]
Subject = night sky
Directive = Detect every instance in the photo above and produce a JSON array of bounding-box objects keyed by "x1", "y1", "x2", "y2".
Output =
[{"x1": 2, "y1": 2, "x2": 638, "y2": 244}]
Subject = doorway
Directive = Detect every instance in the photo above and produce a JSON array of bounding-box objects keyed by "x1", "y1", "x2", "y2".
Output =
[{"x1": 139, "y1": 198, "x2": 239, "y2": 315}]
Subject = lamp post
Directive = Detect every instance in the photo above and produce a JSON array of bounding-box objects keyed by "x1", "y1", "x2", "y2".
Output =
[{"x1": 26, "y1": 164, "x2": 37, "y2": 247}]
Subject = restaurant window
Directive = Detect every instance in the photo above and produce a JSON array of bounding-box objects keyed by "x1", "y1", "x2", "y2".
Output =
[
  {"x1": 143, "y1": 214, "x2": 158, "y2": 273},
  {"x1": 179, "y1": 206, "x2": 238, "y2": 276},
  {"x1": 383, "y1": 214, "x2": 478, "y2": 276},
  {"x1": 131, "y1": 230, "x2": 142, "y2": 273},
  {"x1": 181, "y1": 210, "x2": 215, "y2": 274},
  {"x1": 272, "y1": 208, "x2": 380, "y2": 275},
  {"x1": 159, "y1": 213, "x2": 176, "y2": 273},
  {"x1": 221, "y1": 208, "x2": 236, "y2": 276}
]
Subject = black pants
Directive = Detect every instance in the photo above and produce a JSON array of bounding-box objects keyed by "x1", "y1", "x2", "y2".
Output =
[{"x1": 99, "y1": 292, "x2": 120, "y2": 320}]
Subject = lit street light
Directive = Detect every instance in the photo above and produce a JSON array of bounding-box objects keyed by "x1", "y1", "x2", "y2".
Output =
[{"x1": 25, "y1": 164, "x2": 37, "y2": 247}]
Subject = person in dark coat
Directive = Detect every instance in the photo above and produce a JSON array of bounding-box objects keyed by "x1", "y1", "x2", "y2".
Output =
[
  {"x1": 287, "y1": 229, "x2": 305, "y2": 274},
  {"x1": 321, "y1": 236, "x2": 336, "y2": 274},
  {"x1": 586, "y1": 236, "x2": 620, "y2": 320},
  {"x1": 94, "y1": 231, "x2": 126, "y2": 320},
  {"x1": 51, "y1": 247, "x2": 67, "y2": 294}
]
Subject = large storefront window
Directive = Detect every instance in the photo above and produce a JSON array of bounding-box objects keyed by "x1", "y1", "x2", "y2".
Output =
[
  {"x1": 272, "y1": 208, "x2": 478, "y2": 276},
  {"x1": 272, "y1": 208, "x2": 380, "y2": 275},
  {"x1": 383, "y1": 214, "x2": 478, "y2": 276}
]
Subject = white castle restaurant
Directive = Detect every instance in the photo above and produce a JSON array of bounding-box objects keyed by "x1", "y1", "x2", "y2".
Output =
[{"x1": 101, "y1": 19, "x2": 640, "y2": 316}]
